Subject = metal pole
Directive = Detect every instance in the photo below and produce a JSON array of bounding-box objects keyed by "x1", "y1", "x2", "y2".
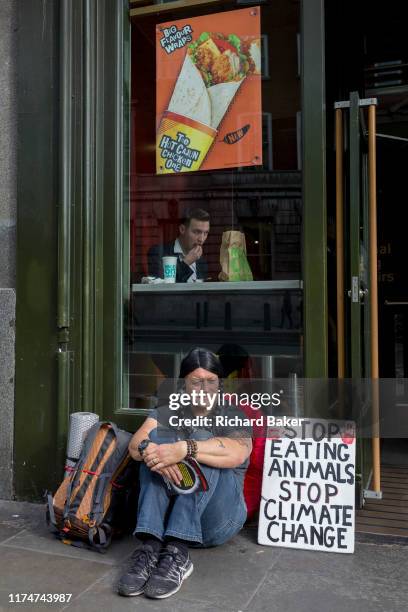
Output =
[
  {"x1": 349, "y1": 92, "x2": 362, "y2": 379},
  {"x1": 368, "y1": 104, "x2": 381, "y2": 493},
  {"x1": 57, "y1": 350, "x2": 70, "y2": 478},
  {"x1": 83, "y1": 0, "x2": 96, "y2": 411},
  {"x1": 56, "y1": 0, "x2": 73, "y2": 477},
  {"x1": 58, "y1": 0, "x2": 72, "y2": 329},
  {"x1": 301, "y1": 0, "x2": 328, "y2": 378},
  {"x1": 335, "y1": 108, "x2": 345, "y2": 379},
  {"x1": 289, "y1": 373, "x2": 301, "y2": 418}
]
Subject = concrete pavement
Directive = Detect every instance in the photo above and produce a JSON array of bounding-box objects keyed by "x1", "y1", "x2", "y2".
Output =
[{"x1": 0, "y1": 500, "x2": 407, "y2": 612}]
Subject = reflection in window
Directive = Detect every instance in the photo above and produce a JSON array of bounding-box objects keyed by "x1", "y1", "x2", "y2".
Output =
[
  {"x1": 130, "y1": 186, "x2": 301, "y2": 284},
  {"x1": 125, "y1": 0, "x2": 303, "y2": 410}
]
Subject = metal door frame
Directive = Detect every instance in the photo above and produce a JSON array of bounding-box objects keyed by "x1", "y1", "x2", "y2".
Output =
[{"x1": 335, "y1": 92, "x2": 381, "y2": 498}]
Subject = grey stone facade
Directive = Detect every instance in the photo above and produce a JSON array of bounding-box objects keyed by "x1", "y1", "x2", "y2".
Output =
[
  {"x1": 0, "y1": 290, "x2": 15, "y2": 498},
  {"x1": 0, "y1": 0, "x2": 17, "y2": 499}
]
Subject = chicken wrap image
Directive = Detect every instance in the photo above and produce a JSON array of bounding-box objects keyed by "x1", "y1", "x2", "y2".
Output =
[{"x1": 156, "y1": 30, "x2": 261, "y2": 174}]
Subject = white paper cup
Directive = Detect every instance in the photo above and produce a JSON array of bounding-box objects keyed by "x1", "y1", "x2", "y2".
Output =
[{"x1": 162, "y1": 256, "x2": 177, "y2": 283}]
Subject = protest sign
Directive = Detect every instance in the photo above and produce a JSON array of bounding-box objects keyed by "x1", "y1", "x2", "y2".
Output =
[{"x1": 258, "y1": 419, "x2": 356, "y2": 553}]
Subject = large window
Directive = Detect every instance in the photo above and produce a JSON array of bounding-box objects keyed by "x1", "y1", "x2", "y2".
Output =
[{"x1": 124, "y1": 0, "x2": 302, "y2": 412}]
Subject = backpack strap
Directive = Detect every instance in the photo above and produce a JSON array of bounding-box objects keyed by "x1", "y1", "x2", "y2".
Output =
[
  {"x1": 88, "y1": 523, "x2": 112, "y2": 550},
  {"x1": 66, "y1": 427, "x2": 116, "y2": 520},
  {"x1": 62, "y1": 422, "x2": 102, "y2": 517},
  {"x1": 103, "y1": 421, "x2": 120, "y2": 438},
  {"x1": 90, "y1": 472, "x2": 112, "y2": 523},
  {"x1": 89, "y1": 431, "x2": 132, "y2": 523},
  {"x1": 56, "y1": 532, "x2": 108, "y2": 554},
  {"x1": 63, "y1": 423, "x2": 115, "y2": 521},
  {"x1": 101, "y1": 429, "x2": 132, "y2": 477},
  {"x1": 89, "y1": 430, "x2": 132, "y2": 522}
]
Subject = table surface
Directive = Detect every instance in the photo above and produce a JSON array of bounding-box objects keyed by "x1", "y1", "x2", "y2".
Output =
[{"x1": 131, "y1": 280, "x2": 303, "y2": 293}]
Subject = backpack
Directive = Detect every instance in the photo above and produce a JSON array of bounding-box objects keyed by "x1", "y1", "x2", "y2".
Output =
[{"x1": 46, "y1": 421, "x2": 139, "y2": 552}]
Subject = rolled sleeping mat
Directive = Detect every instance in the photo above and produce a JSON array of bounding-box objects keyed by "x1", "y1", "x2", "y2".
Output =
[
  {"x1": 64, "y1": 458, "x2": 77, "y2": 480},
  {"x1": 66, "y1": 412, "x2": 100, "y2": 470}
]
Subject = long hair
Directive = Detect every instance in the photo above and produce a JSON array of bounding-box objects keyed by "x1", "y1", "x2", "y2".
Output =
[
  {"x1": 174, "y1": 348, "x2": 224, "y2": 435},
  {"x1": 179, "y1": 347, "x2": 223, "y2": 379}
]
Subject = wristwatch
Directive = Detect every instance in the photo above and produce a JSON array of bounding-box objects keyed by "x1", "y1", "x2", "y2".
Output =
[{"x1": 138, "y1": 438, "x2": 151, "y2": 457}]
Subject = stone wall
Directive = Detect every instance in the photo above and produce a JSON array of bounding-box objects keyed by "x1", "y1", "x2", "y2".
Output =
[{"x1": 0, "y1": 0, "x2": 17, "y2": 499}]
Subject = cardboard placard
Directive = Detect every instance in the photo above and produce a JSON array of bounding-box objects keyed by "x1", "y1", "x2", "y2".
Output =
[{"x1": 258, "y1": 419, "x2": 356, "y2": 553}]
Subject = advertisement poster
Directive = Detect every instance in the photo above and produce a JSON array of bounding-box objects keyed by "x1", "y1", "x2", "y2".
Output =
[
  {"x1": 156, "y1": 6, "x2": 262, "y2": 174},
  {"x1": 258, "y1": 419, "x2": 356, "y2": 554}
]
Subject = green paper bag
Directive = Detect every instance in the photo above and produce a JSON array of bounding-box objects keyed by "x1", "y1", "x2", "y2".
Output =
[{"x1": 219, "y1": 230, "x2": 253, "y2": 282}]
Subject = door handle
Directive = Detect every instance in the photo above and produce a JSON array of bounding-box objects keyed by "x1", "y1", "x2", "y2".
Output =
[{"x1": 347, "y1": 283, "x2": 368, "y2": 302}]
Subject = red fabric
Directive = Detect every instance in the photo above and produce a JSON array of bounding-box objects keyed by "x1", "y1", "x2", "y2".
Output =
[
  {"x1": 239, "y1": 402, "x2": 266, "y2": 520},
  {"x1": 243, "y1": 436, "x2": 266, "y2": 519}
]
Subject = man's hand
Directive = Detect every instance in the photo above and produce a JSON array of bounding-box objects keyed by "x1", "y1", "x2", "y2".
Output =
[
  {"x1": 141, "y1": 443, "x2": 183, "y2": 484},
  {"x1": 140, "y1": 441, "x2": 160, "y2": 461},
  {"x1": 144, "y1": 441, "x2": 187, "y2": 471},
  {"x1": 156, "y1": 465, "x2": 183, "y2": 485},
  {"x1": 183, "y1": 245, "x2": 202, "y2": 266}
]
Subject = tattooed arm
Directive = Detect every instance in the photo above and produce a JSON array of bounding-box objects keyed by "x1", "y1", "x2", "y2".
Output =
[{"x1": 192, "y1": 435, "x2": 253, "y2": 469}]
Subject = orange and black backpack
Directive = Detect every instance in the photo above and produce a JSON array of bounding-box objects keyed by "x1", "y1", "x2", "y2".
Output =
[{"x1": 46, "y1": 421, "x2": 139, "y2": 552}]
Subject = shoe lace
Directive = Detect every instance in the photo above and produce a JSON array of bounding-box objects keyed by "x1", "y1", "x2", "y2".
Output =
[
  {"x1": 155, "y1": 549, "x2": 184, "y2": 580},
  {"x1": 129, "y1": 548, "x2": 156, "y2": 573}
]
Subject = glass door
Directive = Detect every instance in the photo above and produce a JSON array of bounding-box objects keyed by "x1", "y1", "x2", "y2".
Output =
[
  {"x1": 348, "y1": 92, "x2": 371, "y2": 380},
  {"x1": 348, "y1": 92, "x2": 373, "y2": 506},
  {"x1": 336, "y1": 91, "x2": 381, "y2": 504}
]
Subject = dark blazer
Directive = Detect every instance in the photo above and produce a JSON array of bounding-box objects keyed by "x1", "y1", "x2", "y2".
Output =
[{"x1": 147, "y1": 241, "x2": 208, "y2": 283}]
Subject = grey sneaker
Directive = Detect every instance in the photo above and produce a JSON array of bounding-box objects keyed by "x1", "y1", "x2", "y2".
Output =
[
  {"x1": 144, "y1": 543, "x2": 193, "y2": 599},
  {"x1": 117, "y1": 543, "x2": 160, "y2": 597}
]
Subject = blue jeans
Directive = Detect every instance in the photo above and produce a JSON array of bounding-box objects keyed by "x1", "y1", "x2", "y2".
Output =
[{"x1": 134, "y1": 428, "x2": 247, "y2": 547}]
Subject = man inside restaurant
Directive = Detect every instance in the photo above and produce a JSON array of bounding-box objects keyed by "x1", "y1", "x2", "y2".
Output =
[{"x1": 147, "y1": 208, "x2": 210, "y2": 283}]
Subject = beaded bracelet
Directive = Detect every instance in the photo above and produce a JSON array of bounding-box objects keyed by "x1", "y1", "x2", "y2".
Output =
[{"x1": 186, "y1": 439, "x2": 198, "y2": 458}]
